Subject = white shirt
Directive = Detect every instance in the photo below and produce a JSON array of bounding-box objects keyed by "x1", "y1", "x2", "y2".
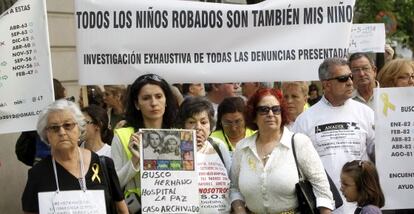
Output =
[
  {"x1": 230, "y1": 127, "x2": 334, "y2": 213},
  {"x1": 96, "y1": 143, "x2": 112, "y2": 158},
  {"x1": 292, "y1": 96, "x2": 375, "y2": 214}
]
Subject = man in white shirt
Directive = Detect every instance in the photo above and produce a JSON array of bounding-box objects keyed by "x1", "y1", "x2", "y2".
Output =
[{"x1": 292, "y1": 58, "x2": 375, "y2": 214}]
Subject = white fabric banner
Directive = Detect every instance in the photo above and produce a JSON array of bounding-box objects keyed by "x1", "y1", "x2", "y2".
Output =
[
  {"x1": 349, "y1": 23, "x2": 386, "y2": 53},
  {"x1": 0, "y1": 0, "x2": 54, "y2": 134},
  {"x1": 75, "y1": 0, "x2": 355, "y2": 84},
  {"x1": 140, "y1": 129, "x2": 200, "y2": 213},
  {"x1": 375, "y1": 87, "x2": 414, "y2": 209}
]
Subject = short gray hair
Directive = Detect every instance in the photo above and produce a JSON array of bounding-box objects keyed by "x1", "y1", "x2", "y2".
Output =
[
  {"x1": 37, "y1": 99, "x2": 85, "y2": 144},
  {"x1": 318, "y1": 58, "x2": 349, "y2": 80}
]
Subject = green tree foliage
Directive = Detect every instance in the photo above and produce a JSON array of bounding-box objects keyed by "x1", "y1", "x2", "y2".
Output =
[{"x1": 354, "y1": 0, "x2": 414, "y2": 52}]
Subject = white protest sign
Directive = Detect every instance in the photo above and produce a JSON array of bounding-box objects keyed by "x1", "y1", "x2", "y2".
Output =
[
  {"x1": 75, "y1": 0, "x2": 355, "y2": 84},
  {"x1": 0, "y1": 0, "x2": 54, "y2": 134},
  {"x1": 349, "y1": 23, "x2": 386, "y2": 53},
  {"x1": 38, "y1": 190, "x2": 106, "y2": 214},
  {"x1": 375, "y1": 87, "x2": 414, "y2": 209},
  {"x1": 140, "y1": 129, "x2": 199, "y2": 213}
]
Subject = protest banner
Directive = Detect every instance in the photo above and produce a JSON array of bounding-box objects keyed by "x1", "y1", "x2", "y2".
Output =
[
  {"x1": 0, "y1": 0, "x2": 54, "y2": 134},
  {"x1": 375, "y1": 87, "x2": 414, "y2": 209},
  {"x1": 140, "y1": 129, "x2": 200, "y2": 213},
  {"x1": 349, "y1": 23, "x2": 386, "y2": 53},
  {"x1": 75, "y1": 0, "x2": 355, "y2": 84}
]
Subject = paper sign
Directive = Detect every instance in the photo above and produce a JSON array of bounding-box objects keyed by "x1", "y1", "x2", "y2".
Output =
[
  {"x1": 38, "y1": 190, "x2": 106, "y2": 214},
  {"x1": 349, "y1": 23, "x2": 386, "y2": 53},
  {"x1": 375, "y1": 87, "x2": 414, "y2": 209},
  {"x1": 140, "y1": 129, "x2": 200, "y2": 213},
  {"x1": 0, "y1": 0, "x2": 54, "y2": 134}
]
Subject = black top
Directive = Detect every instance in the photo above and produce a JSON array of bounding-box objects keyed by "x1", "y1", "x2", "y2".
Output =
[{"x1": 22, "y1": 152, "x2": 123, "y2": 213}]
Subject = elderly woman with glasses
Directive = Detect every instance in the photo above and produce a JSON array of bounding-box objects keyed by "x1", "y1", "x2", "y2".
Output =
[
  {"x1": 21, "y1": 99, "x2": 128, "y2": 214},
  {"x1": 210, "y1": 97, "x2": 255, "y2": 154},
  {"x1": 176, "y1": 96, "x2": 232, "y2": 214},
  {"x1": 230, "y1": 88, "x2": 333, "y2": 214},
  {"x1": 111, "y1": 73, "x2": 178, "y2": 213},
  {"x1": 377, "y1": 58, "x2": 414, "y2": 87}
]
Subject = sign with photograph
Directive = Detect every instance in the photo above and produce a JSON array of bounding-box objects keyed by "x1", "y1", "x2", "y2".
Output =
[{"x1": 140, "y1": 129, "x2": 199, "y2": 213}]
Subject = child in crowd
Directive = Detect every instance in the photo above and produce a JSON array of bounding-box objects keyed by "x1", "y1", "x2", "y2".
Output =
[{"x1": 340, "y1": 160, "x2": 385, "y2": 214}]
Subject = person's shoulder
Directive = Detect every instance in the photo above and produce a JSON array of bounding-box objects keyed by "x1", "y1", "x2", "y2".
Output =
[
  {"x1": 348, "y1": 99, "x2": 374, "y2": 112},
  {"x1": 29, "y1": 156, "x2": 52, "y2": 174},
  {"x1": 361, "y1": 204, "x2": 382, "y2": 214}
]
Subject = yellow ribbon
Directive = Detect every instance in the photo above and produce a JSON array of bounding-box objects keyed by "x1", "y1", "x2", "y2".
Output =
[
  {"x1": 91, "y1": 163, "x2": 101, "y2": 183},
  {"x1": 381, "y1": 93, "x2": 395, "y2": 116},
  {"x1": 248, "y1": 157, "x2": 256, "y2": 171}
]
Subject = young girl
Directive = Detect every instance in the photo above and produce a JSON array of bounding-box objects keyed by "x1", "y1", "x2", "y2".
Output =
[{"x1": 340, "y1": 160, "x2": 385, "y2": 214}]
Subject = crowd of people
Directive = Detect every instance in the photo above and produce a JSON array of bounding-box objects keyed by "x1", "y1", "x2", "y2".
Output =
[{"x1": 17, "y1": 52, "x2": 414, "y2": 214}]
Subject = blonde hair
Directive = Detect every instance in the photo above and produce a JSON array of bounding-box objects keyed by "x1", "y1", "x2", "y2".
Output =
[
  {"x1": 281, "y1": 81, "x2": 309, "y2": 97},
  {"x1": 377, "y1": 59, "x2": 414, "y2": 87}
]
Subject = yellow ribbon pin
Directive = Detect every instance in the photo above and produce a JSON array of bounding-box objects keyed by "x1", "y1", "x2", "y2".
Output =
[
  {"x1": 248, "y1": 157, "x2": 256, "y2": 171},
  {"x1": 91, "y1": 163, "x2": 101, "y2": 183},
  {"x1": 381, "y1": 93, "x2": 395, "y2": 117}
]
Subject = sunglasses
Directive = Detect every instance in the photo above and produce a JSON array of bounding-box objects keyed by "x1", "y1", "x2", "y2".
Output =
[
  {"x1": 137, "y1": 74, "x2": 164, "y2": 83},
  {"x1": 256, "y1": 105, "x2": 281, "y2": 115},
  {"x1": 46, "y1": 122, "x2": 77, "y2": 133},
  {"x1": 324, "y1": 74, "x2": 353, "y2": 83}
]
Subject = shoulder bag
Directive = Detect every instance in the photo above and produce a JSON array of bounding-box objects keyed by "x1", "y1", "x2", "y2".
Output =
[{"x1": 291, "y1": 134, "x2": 343, "y2": 214}]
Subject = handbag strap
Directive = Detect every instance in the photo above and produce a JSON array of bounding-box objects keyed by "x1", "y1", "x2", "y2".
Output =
[
  {"x1": 291, "y1": 133, "x2": 304, "y2": 180},
  {"x1": 99, "y1": 156, "x2": 112, "y2": 194}
]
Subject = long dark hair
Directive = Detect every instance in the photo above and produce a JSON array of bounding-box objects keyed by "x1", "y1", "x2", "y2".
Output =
[
  {"x1": 342, "y1": 160, "x2": 385, "y2": 207},
  {"x1": 125, "y1": 74, "x2": 177, "y2": 131},
  {"x1": 82, "y1": 104, "x2": 114, "y2": 145}
]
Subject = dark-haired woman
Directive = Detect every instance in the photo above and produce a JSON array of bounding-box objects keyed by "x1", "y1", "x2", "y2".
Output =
[
  {"x1": 82, "y1": 104, "x2": 113, "y2": 157},
  {"x1": 210, "y1": 96, "x2": 255, "y2": 154},
  {"x1": 231, "y1": 88, "x2": 333, "y2": 214},
  {"x1": 111, "y1": 74, "x2": 178, "y2": 213}
]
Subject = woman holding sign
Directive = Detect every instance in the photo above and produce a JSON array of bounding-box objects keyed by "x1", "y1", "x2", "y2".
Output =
[
  {"x1": 111, "y1": 74, "x2": 178, "y2": 213},
  {"x1": 176, "y1": 96, "x2": 232, "y2": 214},
  {"x1": 21, "y1": 99, "x2": 128, "y2": 214}
]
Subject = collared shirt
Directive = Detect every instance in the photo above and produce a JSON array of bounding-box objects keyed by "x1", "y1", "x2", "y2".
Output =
[
  {"x1": 352, "y1": 90, "x2": 375, "y2": 110},
  {"x1": 230, "y1": 127, "x2": 334, "y2": 214}
]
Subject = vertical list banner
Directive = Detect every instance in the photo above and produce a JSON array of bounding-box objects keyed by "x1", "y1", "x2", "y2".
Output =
[
  {"x1": 140, "y1": 129, "x2": 200, "y2": 213},
  {"x1": 375, "y1": 87, "x2": 414, "y2": 210},
  {"x1": 0, "y1": 0, "x2": 54, "y2": 134}
]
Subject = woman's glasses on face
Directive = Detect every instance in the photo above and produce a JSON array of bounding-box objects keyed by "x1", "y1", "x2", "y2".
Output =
[
  {"x1": 46, "y1": 122, "x2": 77, "y2": 133},
  {"x1": 221, "y1": 119, "x2": 244, "y2": 127},
  {"x1": 256, "y1": 105, "x2": 281, "y2": 115}
]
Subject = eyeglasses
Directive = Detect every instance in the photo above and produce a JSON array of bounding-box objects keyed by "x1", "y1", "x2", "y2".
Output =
[
  {"x1": 324, "y1": 74, "x2": 353, "y2": 83},
  {"x1": 137, "y1": 74, "x2": 164, "y2": 83},
  {"x1": 222, "y1": 119, "x2": 244, "y2": 127},
  {"x1": 256, "y1": 105, "x2": 281, "y2": 115},
  {"x1": 351, "y1": 66, "x2": 371, "y2": 73},
  {"x1": 46, "y1": 122, "x2": 77, "y2": 133}
]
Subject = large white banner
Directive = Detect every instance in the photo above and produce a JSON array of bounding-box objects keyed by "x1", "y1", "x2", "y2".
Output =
[
  {"x1": 0, "y1": 0, "x2": 54, "y2": 134},
  {"x1": 75, "y1": 0, "x2": 355, "y2": 84},
  {"x1": 375, "y1": 87, "x2": 414, "y2": 209}
]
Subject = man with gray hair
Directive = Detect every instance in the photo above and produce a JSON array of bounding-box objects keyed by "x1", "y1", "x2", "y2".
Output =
[{"x1": 292, "y1": 58, "x2": 375, "y2": 214}]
